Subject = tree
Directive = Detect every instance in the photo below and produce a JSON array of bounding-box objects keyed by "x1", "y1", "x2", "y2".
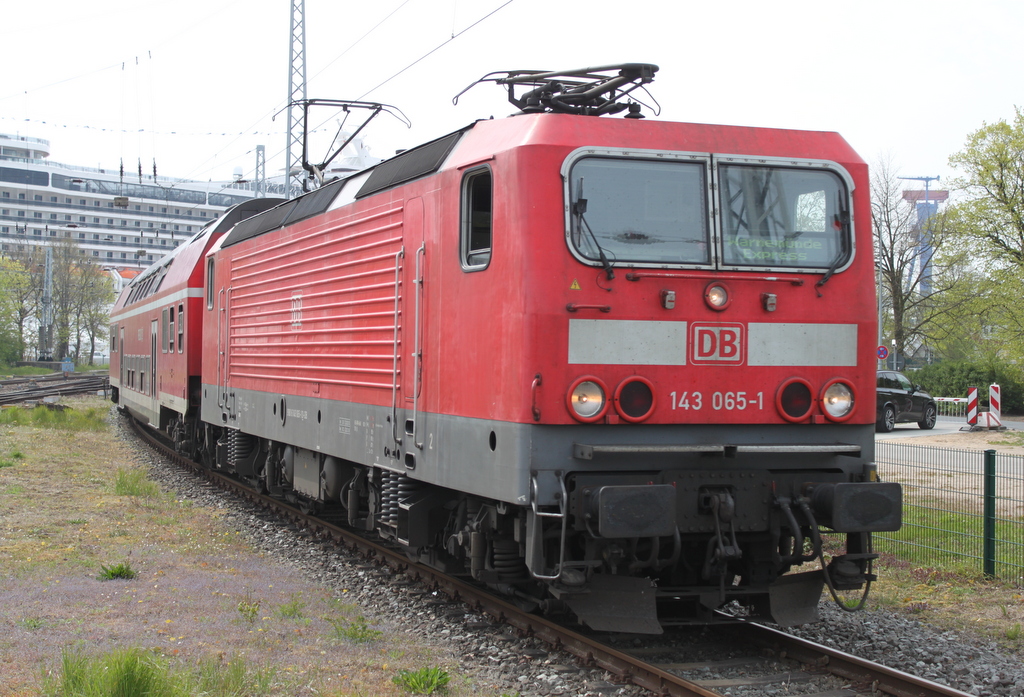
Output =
[
  {"x1": 871, "y1": 158, "x2": 967, "y2": 367},
  {"x1": 946, "y1": 108, "x2": 1024, "y2": 356},
  {"x1": 948, "y1": 107, "x2": 1024, "y2": 266},
  {"x1": 4, "y1": 240, "x2": 116, "y2": 365},
  {"x1": 0, "y1": 257, "x2": 33, "y2": 362},
  {"x1": 45, "y1": 239, "x2": 115, "y2": 362}
]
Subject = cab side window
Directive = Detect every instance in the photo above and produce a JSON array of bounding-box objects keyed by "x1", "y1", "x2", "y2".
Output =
[{"x1": 461, "y1": 167, "x2": 492, "y2": 270}]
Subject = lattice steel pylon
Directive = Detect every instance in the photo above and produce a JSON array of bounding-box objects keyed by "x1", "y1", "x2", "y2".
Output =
[
  {"x1": 255, "y1": 145, "x2": 266, "y2": 198},
  {"x1": 285, "y1": 0, "x2": 307, "y2": 197}
]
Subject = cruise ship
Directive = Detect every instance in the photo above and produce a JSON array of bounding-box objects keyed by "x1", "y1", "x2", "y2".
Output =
[{"x1": 0, "y1": 133, "x2": 273, "y2": 281}]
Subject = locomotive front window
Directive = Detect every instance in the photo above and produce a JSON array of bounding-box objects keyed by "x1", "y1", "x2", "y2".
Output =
[
  {"x1": 568, "y1": 158, "x2": 709, "y2": 265},
  {"x1": 719, "y1": 165, "x2": 849, "y2": 270}
]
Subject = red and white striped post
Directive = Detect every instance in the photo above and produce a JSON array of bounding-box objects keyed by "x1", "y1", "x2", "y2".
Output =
[
  {"x1": 989, "y1": 384, "x2": 1002, "y2": 428},
  {"x1": 967, "y1": 387, "x2": 978, "y2": 425}
]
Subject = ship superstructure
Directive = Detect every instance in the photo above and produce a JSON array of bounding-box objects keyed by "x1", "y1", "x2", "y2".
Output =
[{"x1": 0, "y1": 133, "x2": 273, "y2": 269}]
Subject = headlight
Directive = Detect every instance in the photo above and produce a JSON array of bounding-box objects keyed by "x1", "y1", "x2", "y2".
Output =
[
  {"x1": 821, "y1": 380, "x2": 855, "y2": 421},
  {"x1": 704, "y1": 282, "x2": 731, "y2": 311},
  {"x1": 567, "y1": 377, "x2": 608, "y2": 422}
]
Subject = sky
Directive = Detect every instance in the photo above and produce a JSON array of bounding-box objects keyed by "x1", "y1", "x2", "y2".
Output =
[{"x1": 1, "y1": 0, "x2": 1021, "y2": 195}]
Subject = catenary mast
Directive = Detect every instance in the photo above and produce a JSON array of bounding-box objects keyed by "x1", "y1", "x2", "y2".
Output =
[{"x1": 285, "y1": 0, "x2": 307, "y2": 197}]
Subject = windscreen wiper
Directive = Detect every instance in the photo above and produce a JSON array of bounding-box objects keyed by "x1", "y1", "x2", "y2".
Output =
[
  {"x1": 815, "y1": 197, "x2": 851, "y2": 296},
  {"x1": 574, "y1": 178, "x2": 615, "y2": 280}
]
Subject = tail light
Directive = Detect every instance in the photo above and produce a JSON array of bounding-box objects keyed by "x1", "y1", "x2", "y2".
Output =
[
  {"x1": 615, "y1": 377, "x2": 656, "y2": 422},
  {"x1": 776, "y1": 378, "x2": 813, "y2": 422}
]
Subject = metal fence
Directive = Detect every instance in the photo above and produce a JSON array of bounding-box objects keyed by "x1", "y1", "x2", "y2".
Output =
[
  {"x1": 874, "y1": 441, "x2": 1024, "y2": 583},
  {"x1": 934, "y1": 397, "x2": 968, "y2": 418}
]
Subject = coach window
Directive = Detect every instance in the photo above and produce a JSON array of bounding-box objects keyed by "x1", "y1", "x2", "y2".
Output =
[
  {"x1": 178, "y1": 303, "x2": 184, "y2": 352},
  {"x1": 161, "y1": 308, "x2": 169, "y2": 354},
  {"x1": 461, "y1": 167, "x2": 492, "y2": 270},
  {"x1": 206, "y1": 258, "x2": 215, "y2": 309},
  {"x1": 719, "y1": 165, "x2": 850, "y2": 271},
  {"x1": 168, "y1": 306, "x2": 176, "y2": 353}
]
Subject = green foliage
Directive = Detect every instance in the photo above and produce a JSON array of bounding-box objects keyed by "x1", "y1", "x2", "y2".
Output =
[
  {"x1": 1, "y1": 366, "x2": 56, "y2": 377},
  {"x1": 948, "y1": 107, "x2": 1024, "y2": 267},
  {"x1": 1007, "y1": 623, "x2": 1022, "y2": 641},
  {"x1": 276, "y1": 596, "x2": 306, "y2": 619},
  {"x1": 326, "y1": 615, "x2": 383, "y2": 643},
  {"x1": 392, "y1": 666, "x2": 451, "y2": 694},
  {"x1": 0, "y1": 257, "x2": 31, "y2": 362},
  {"x1": 912, "y1": 360, "x2": 1024, "y2": 413},
  {"x1": 97, "y1": 561, "x2": 137, "y2": 581},
  {"x1": 237, "y1": 592, "x2": 261, "y2": 625},
  {"x1": 17, "y1": 617, "x2": 45, "y2": 630},
  {"x1": 0, "y1": 404, "x2": 107, "y2": 431},
  {"x1": 113, "y1": 467, "x2": 160, "y2": 497},
  {"x1": 943, "y1": 109, "x2": 1024, "y2": 358},
  {"x1": 42, "y1": 646, "x2": 275, "y2": 697}
]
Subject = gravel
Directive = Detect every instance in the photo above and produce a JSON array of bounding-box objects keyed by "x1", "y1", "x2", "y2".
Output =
[
  {"x1": 118, "y1": 414, "x2": 1024, "y2": 697},
  {"x1": 787, "y1": 603, "x2": 1024, "y2": 696}
]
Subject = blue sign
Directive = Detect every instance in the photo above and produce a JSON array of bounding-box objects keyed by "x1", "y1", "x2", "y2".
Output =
[{"x1": 876, "y1": 345, "x2": 889, "y2": 360}]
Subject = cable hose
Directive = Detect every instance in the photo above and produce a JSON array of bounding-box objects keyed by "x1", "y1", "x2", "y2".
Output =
[{"x1": 797, "y1": 499, "x2": 872, "y2": 612}]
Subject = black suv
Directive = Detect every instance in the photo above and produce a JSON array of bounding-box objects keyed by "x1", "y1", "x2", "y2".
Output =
[{"x1": 876, "y1": 370, "x2": 937, "y2": 432}]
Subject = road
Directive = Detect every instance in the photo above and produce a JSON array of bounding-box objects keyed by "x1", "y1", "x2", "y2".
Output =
[{"x1": 875, "y1": 415, "x2": 1023, "y2": 440}]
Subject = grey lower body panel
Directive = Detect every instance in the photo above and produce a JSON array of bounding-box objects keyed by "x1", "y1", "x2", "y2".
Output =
[{"x1": 200, "y1": 383, "x2": 876, "y2": 506}]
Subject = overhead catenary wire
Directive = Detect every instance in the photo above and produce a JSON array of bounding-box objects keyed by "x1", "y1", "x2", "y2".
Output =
[{"x1": 356, "y1": 0, "x2": 516, "y2": 100}]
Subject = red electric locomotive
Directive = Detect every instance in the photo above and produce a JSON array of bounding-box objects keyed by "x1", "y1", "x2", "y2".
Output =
[{"x1": 112, "y1": 65, "x2": 900, "y2": 633}]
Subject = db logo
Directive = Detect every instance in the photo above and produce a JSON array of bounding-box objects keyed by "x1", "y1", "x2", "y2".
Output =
[{"x1": 690, "y1": 323, "x2": 744, "y2": 365}]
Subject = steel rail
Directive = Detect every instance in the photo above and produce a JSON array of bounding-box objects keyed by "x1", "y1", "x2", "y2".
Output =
[{"x1": 0, "y1": 375, "x2": 109, "y2": 405}]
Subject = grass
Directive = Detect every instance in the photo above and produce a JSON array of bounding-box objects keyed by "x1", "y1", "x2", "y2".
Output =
[
  {"x1": 0, "y1": 395, "x2": 500, "y2": 696},
  {"x1": 42, "y1": 646, "x2": 276, "y2": 697},
  {"x1": 237, "y1": 591, "x2": 261, "y2": 625},
  {"x1": 0, "y1": 365, "x2": 55, "y2": 377},
  {"x1": 97, "y1": 560, "x2": 137, "y2": 580},
  {"x1": 0, "y1": 404, "x2": 108, "y2": 431},
  {"x1": 326, "y1": 615, "x2": 384, "y2": 643},
  {"x1": 114, "y1": 466, "x2": 161, "y2": 497},
  {"x1": 392, "y1": 666, "x2": 451, "y2": 694},
  {"x1": 276, "y1": 595, "x2": 306, "y2": 619},
  {"x1": 874, "y1": 497, "x2": 1024, "y2": 574},
  {"x1": 18, "y1": 617, "x2": 46, "y2": 630}
]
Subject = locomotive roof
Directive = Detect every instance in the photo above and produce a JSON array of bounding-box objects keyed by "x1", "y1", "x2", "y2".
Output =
[{"x1": 218, "y1": 112, "x2": 865, "y2": 252}]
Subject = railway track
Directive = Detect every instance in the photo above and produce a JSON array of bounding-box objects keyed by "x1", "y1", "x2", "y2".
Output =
[
  {"x1": 124, "y1": 411, "x2": 972, "y2": 697},
  {"x1": 0, "y1": 373, "x2": 109, "y2": 406}
]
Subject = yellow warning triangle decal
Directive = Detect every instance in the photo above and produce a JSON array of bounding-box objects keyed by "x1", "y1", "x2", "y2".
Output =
[{"x1": 570, "y1": 279, "x2": 581, "y2": 290}]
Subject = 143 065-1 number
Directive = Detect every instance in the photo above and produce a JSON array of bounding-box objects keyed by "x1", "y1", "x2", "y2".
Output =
[{"x1": 669, "y1": 391, "x2": 764, "y2": 411}]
